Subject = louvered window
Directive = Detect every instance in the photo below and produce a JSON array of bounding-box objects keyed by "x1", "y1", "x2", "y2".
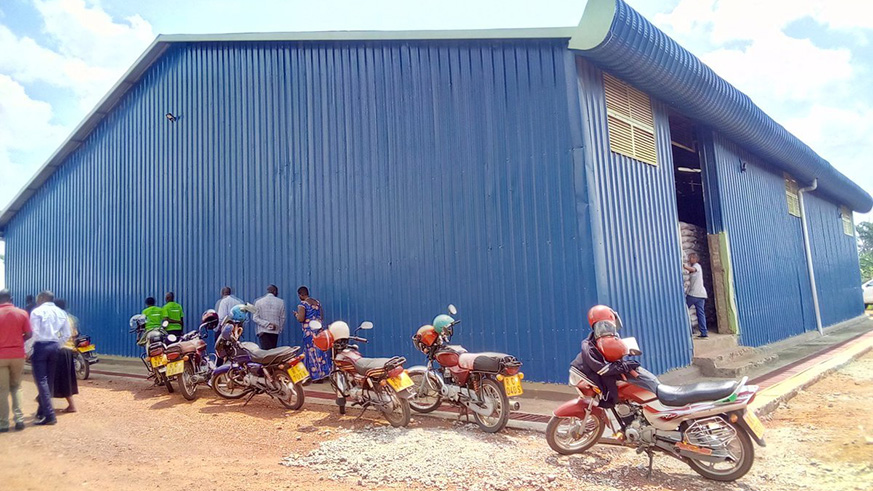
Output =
[
  {"x1": 603, "y1": 73, "x2": 657, "y2": 166},
  {"x1": 784, "y1": 174, "x2": 801, "y2": 218},
  {"x1": 841, "y1": 206, "x2": 853, "y2": 236}
]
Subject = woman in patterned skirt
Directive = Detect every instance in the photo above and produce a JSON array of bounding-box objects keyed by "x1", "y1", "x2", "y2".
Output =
[{"x1": 296, "y1": 286, "x2": 332, "y2": 381}]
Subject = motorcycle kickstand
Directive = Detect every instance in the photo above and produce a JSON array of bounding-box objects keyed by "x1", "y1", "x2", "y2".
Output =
[
  {"x1": 242, "y1": 390, "x2": 258, "y2": 407},
  {"x1": 645, "y1": 449, "x2": 654, "y2": 478}
]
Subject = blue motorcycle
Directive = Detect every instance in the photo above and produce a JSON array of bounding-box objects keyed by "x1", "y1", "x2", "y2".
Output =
[{"x1": 210, "y1": 306, "x2": 308, "y2": 410}]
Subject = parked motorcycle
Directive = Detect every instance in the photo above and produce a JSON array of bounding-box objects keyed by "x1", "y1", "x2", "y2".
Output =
[
  {"x1": 210, "y1": 305, "x2": 308, "y2": 410},
  {"x1": 407, "y1": 304, "x2": 523, "y2": 433},
  {"x1": 313, "y1": 319, "x2": 413, "y2": 427},
  {"x1": 68, "y1": 334, "x2": 99, "y2": 380},
  {"x1": 546, "y1": 336, "x2": 766, "y2": 482}
]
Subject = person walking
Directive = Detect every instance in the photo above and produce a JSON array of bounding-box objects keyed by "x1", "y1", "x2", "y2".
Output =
[
  {"x1": 253, "y1": 285, "x2": 285, "y2": 350},
  {"x1": 51, "y1": 299, "x2": 78, "y2": 413},
  {"x1": 142, "y1": 297, "x2": 163, "y2": 332},
  {"x1": 295, "y1": 286, "x2": 331, "y2": 381},
  {"x1": 684, "y1": 253, "x2": 709, "y2": 338},
  {"x1": 29, "y1": 290, "x2": 71, "y2": 425},
  {"x1": 162, "y1": 292, "x2": 184, "y2": 339},
  {"x1": 0, "y1": 289, "x2": 32, "y2": 432}
]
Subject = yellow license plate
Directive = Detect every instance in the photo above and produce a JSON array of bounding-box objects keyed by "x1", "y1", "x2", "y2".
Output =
[
  {"x1": 503, "y1": 375, "x2": 523, "y2": 397},
  {"x1": 78, "y1": 344, "x2": 96, "y2": 353},
  {"x1": 166, "y1": 360, "x2": 185, "y2": 377},
  {"x1": 744, "y1": 410, "x2": 766, "y2": 439},
  {"x1": 287, "y1": 363, "x2": 310, "y2": 383},
  {"x1": 150, "y1": 355, "x2": 166, "y2": 368},
  {"x1": 387, "y1": 371, "x2": 414, "y2": 391}
]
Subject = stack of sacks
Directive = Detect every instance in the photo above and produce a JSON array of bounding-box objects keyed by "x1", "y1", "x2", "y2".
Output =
[{"x1": 680, "y1": 222, "x2": 716, "y2": 329}]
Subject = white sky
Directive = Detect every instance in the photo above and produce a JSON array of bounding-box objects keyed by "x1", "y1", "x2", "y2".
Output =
[{"x1": 0, "y1": 0, "x2": 871, "y2": 231}]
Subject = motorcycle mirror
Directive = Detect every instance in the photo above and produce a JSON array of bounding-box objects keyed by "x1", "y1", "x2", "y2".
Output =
[
  {"x1": 167, "y1": 334, "x2": 177, "y2": 343},
  {"x1": 359, "y1": 321, "x2": 374, "y2": 330},
  {"x1": 161, "y1": 320, "x2": 169, "y2": 328},
  {"x1": 448, "y1": 304, "x2": 458, "y2": 315},
  {"x1": 309, "y1": 320, "x2": 323, "y2": 331}
]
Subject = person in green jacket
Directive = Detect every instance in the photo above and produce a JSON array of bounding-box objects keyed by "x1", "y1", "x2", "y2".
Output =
[
  {"x1": 142, "y1": 297, "x2": 164, "y2": 332},
  {"x1": 162, "y1": 292, "x2": 184, "y2": 339}
]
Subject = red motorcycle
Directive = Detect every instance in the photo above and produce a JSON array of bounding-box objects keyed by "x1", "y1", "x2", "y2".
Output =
[
  {"x1": 547, "y1": 336, "x2": 766, "y2": 482},
  {"x1": 313, "y1": 320, "x2": 414, "y2": 427}
]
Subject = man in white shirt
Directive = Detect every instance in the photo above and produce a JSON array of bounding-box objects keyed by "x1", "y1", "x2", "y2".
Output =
[
  {"x1": 253, "y1": 285, "x2": 285, "y2": 350},
  {"x1": 683, "y1": 253, "x2": 709, "y2": 338},
  {"x1": 215, "y1": 286, "x2": 243, "y2": 325},
  {"x1": 29, "y1": 290, "x2": 71, "y2": 425}
]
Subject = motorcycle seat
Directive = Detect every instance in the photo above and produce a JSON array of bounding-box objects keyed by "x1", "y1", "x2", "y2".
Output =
[
  {"x1": 353, "y1": 357, "x2": 394, "y2": 376},
  {"x1": 442, "y1": 345, "x2": 467, "y2": 354},
  {"x1": 458, "y1": 352, "x2": 513, "y2": 373},
  {"x1": 656, "y1": 380, "x2": 740, "y2": 407},
  {"x1": 242, "y1": 344, "x2": 300, "y2": 365}
]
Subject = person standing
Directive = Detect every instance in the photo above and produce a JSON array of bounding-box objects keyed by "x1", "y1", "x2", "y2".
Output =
[
  {"x1": 29, "y1": 290, "x2": 71, "y2": 425},
  {"x1": 162, "y1": 292, "x2": 184, "y2": 339},
  {"x1": 142, "y1": 297, "x2": 163, "y2": 332},
  {"x1": 51, "y1": 299, "x2": 78, "y2": 413},
  {"x1": 684, "y1": 253, "x2": 709, "y2": 338},
  {"x1": 296, "y1": 286, "x2": 331, "y2": 381},
  {"x1": 0, "y1": 289, "x2": 32, "y2": 432},
  {"x1": 215, "y1": 286, "x2": 243, "y2": 325},
  {"x1": 253, "y1": 285, "x2": 285, "y2": 350},
  {"x1": 25, "y1": 295, "x2": 36, "y2": 315}
]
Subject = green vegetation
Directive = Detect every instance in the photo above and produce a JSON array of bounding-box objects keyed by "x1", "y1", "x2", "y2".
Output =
[{"x1": 858, "y1": 221, "x2": 873, "y2": 282}]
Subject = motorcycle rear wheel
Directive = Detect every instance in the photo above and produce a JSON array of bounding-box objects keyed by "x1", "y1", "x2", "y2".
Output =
[
  {"x1": 74, "y1": 351, "x2": 90, "y2": 380},
  {"x1": 685, "y1": 422, "x2": 755, "y2": 482},
  {"x1": 179, "y1": 361, "x2": 198, "y2": 401},
  {"x1": 545, "y1": 413, "x2": 604, "y2": 455},
  {"x1": 274, "y1": 371, "x2": 305, "y2": 410},
  {"x1": 408, "y1": 371, "x2": 442, "y2": 413},
  {"x1": 473, "y1": 378, "x2": 510, "y2": 433},
  {"x1": 211, "y1": 371, "x2": 248, "y2": 399},
  {"x1": 381, "y1": 389, "x2": 411, "y2": 427}
]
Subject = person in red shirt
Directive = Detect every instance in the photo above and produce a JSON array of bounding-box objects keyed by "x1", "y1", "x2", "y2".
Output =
[{"x1": 0, "y1": 289, "x2": 32, "y2": 432}]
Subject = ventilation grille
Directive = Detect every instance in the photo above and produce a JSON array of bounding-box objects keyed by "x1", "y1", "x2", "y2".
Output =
[
  {"x1": 841, "y1": 206, "x2": 853, "y2": 236},
  {"x1": 604, "y1": 73, "x2": 657, "y2": 166},
  {"x1": 784, "y1": 174, "x2": 801, "y2": 218}
]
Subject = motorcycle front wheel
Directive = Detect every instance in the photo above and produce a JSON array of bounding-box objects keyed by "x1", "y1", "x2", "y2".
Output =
[
  {"x1": 211, "y1": 371, "x2": 248, "y2": 399},
  {"x1": 545, "y1": 413, "x2": 604, "y2": 455},
  {"x1": 179, "y1": 361, "x2": 198, "y2": 401},
  {"x1": 381, "y1": 388, "x2": 411, "y2": 427},
  {"x1": 274, "y1": 371, "x2": 305, "y2": 410},
  {"x1": 685, "y1": 422, "x2": 755, "y2": 482},
  {"x1": 408, "y1": 371, "x2": 442, "y2": 413},
  {"x1": 74, "y1": 351, "x2": 90, "y2": 380},
  {"x1": 473, "y1": 378, "x2": 510, "y2": 433}
]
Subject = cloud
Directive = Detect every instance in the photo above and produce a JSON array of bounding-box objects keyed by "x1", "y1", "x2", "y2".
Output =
[
  {"x1": 0, "y1": 0, "x2": 154, "y2": 209},
  {"x1": 652, "y1": 0, "x2": 873, "y2": 219}
]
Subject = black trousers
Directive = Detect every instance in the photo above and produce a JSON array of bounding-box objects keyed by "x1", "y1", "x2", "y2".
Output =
[{"x1": 258, "y1": 333, "x2": 279, "y2": 350}]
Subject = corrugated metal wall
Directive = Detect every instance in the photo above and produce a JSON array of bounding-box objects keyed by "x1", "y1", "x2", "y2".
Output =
[
  {"x1": 574, "y1": 58, "x2": 692, "y2": 374},
  {"x1": 4, "y1": 39, "x2": 599, "y2": 382},
  {"x1": 805, "y1": 193, "x2": 864, "y2": 326},
  {"x1": 708, "y1": 133, "x2": 817, "y2": 346}
]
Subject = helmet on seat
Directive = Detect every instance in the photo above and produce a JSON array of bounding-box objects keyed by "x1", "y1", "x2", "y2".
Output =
[
  {"x1": 596, "y1": 335, "x2": 629, "y2": 362},
  {"x1": 230, "y1": 305, "x2": 247, "y2": 322},
  {"x1": 200, "y1": 309, "x2": 219, "y2": 330},
  {"x1": 432, "y1": 314, "x2": 454, "y2": 334}
]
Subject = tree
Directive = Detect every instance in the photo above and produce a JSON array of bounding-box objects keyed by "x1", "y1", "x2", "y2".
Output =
[{"x1": 858, "y1": 221, "x2": 873, "y2": 281}]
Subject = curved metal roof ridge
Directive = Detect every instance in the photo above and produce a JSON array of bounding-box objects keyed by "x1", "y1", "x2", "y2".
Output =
[{"x1": 569, "y1": 0, "x2": 872, "y2": 212}]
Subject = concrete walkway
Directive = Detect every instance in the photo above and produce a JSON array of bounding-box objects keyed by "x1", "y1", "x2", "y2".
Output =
[{"x1": 78, "y1": 315, "x2": 873, "y2": 431}]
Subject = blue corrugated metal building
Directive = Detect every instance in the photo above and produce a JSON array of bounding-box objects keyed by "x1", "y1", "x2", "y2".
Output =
[{"x1": 2, "y1": 0, "x2": 870, "y2": 381}]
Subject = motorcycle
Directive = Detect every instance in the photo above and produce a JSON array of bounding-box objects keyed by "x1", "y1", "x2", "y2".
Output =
[
  {"x1": 130, "y1": 316, "x2": 213, "y2": 399},
  {"x1": 313, "y1": 319, "x2": 413, "y2": 427},
  {"x1": 67, "y1": 334, "x2": 98, "y2": 380},
  {"x1": 210, "y1": 305, "x2": 308, "y2": 410},
  {"x1": 546, "y1": 336, "x2": 766, "y2": 482},
  {"x1": 407, "y1": 304, "x2": 523, "y2": 433}
]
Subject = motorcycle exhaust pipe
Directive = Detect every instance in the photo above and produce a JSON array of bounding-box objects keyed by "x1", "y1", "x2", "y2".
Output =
[{"x1": 510, "y1": 401, "x2": 520, "y2": 411}]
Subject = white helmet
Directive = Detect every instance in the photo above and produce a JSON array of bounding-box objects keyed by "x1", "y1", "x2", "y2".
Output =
[{"x1": 328, "y1": 321, "x2": 350, "y2": 341}]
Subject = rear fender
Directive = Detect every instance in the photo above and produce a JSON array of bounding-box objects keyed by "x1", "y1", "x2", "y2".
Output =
[
  {"x1": 406, "y1": 365, "x2": 428, "y2": 375},
  {"x1": 553, "y1": 397, "x2": 604, "y2": 419},
  {"x1": 212, "y1": 363, "x2": 233, "y2": 376},
  {"x1": 394, "y1": 387, "x2": 413, "y2": 399},
  {"x1": 734, "y1": 410, "x2": 767, "y2": 447}
]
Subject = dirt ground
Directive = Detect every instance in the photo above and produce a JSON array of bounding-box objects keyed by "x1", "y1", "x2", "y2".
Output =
[{"x1": 1, "y1": 353, "x2": 872, "y2": 491}]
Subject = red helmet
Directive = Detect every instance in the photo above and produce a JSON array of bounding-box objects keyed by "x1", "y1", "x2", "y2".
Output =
[
  {"x1": 596, "y1": 335, "x2": 628, "y2": 362},
  {"x1": 313, "y1": 330, "x2": 334, "y2": 351},
  {"x1": 413, "y1": 325, "x2": 439, "y2": 352},
  {"x1": 588, "y1": 305, "x2": 617, "y2": 327}
]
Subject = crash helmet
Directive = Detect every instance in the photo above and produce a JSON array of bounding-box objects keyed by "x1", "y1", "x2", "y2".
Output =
[
  {"x1": 592, "y1": 319, "x2": 619, "y2": 339},
  {"x1": 200, "y1": 309, "x2": 219, "y2": 330},
  {"x1": 432, "y1": 314, "x2": 454, "y2": 334},
  {"x1": 596, "y1": 335, "x2": 629, "y2": 362},
  {"x1": 231, "y1": 304, "x2": 247, "y2": 322},
  {"x1": 129, "y1": 314, "x2": 147, "y2": 330},
  {"x1": 587, "y1": 305, "x2": 616, "y2": 327},
  {"x1": 328, "y1": 321, "x2": 350, "y2": 341},
  {"x1": 313, "y1": 330, "x2": 334, "y2": 351},
  {"x1": 413, "y1": 324, "x2": 439, "y2": 352}
]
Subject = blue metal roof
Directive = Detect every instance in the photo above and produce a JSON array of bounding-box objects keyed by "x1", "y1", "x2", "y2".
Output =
[{"x1": 570, "y1": 0, "x2": 872, "y2": 213}]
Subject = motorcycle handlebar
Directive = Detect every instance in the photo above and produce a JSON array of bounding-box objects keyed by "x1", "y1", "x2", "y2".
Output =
[{"x1": 350, "y1": 336, "x2": 368, "y2": 343}]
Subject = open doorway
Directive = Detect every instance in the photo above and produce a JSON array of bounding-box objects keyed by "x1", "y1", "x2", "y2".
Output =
[{"x1": 668, "y1": 112, "x2": 720, "y2": 334}]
